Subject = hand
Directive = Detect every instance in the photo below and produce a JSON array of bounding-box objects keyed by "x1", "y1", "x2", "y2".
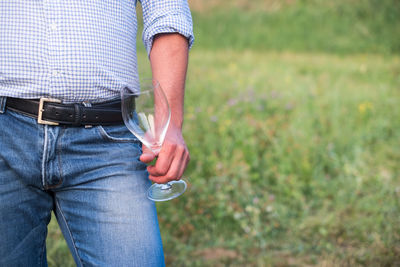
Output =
[{"x1": 139, "y1": 124, "x2": 190, "y2": 184}]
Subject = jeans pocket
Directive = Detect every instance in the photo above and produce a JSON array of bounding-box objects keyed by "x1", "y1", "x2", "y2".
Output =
[{"x1": 96, "y1": 124, "x2": 139, "y2": 143}]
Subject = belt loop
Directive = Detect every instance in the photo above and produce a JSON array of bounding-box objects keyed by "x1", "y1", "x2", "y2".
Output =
[
  {"x1": 0, "y1": 97, "x2": 7, "y2": 114},
  {"x1": 73, "y1": 103, "x2": 82, "y2": 126},
  {"x1": 82, "y1": 101, "x2": 93, "y2": 128}
]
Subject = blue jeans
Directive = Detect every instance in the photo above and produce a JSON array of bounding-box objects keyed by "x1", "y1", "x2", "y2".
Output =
[{"x1": 0, "y1": 97, "x2": 165, "y2": 266}]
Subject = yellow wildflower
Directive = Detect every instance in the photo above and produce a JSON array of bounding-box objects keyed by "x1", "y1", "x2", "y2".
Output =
[{"x1": 358, "y1": 102, "x2": 374, "y2": 114}]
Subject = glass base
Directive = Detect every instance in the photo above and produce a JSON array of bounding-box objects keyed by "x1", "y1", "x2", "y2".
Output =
[{"x1": 147, "y1": 180, "x2": 187, "y2": 202}]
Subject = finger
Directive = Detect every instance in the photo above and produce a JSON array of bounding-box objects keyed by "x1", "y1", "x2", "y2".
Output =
[
  {"x1": 149, "y1": 175, "x2": 170, "y2": 184},
  {"x1": 149, "y1": 157, "x2": 181, "y2": 183},
  {"x1": 147, "y1": 143, "x2": 176, "y2": 176},
  {"x1": 174, "y1": 152, "x2": 190, "y2": 181},
  {"x1": 139, "y1": 145, "x2": 156, "y2": 163},
  {"x1": 173, "y1": 149, "x2": 190, "y2": 180},
  {"x1": 149, "y1": 147, "x2": 188, "y2": 183}
]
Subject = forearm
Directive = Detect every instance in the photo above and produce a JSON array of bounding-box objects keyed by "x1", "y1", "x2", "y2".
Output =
[
  {"x1": 141, "y1": 33, "x2": 190, "y2": 183},
  {"x1": 149, "y1": 33, "x2": 189, "y2": 130}
]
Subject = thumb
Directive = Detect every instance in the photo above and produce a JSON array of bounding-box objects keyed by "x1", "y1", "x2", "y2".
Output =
[{"x1": 140, "y1": 145, "x2": 156, "y2": 163}]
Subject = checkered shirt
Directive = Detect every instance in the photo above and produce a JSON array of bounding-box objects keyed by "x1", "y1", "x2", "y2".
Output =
[{"x1": 0, "y1": 0, "x2": 194, "y2": 103}]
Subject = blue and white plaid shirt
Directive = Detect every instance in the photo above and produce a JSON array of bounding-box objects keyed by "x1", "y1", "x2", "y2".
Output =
[{"x1": 0, "y1": 0, "x2": 194, "y2": 103}]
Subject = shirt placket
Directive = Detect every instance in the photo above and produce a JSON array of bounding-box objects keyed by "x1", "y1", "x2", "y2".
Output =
[{"x1": 43, "y1": 0, "x2": 63, "y2": 97}]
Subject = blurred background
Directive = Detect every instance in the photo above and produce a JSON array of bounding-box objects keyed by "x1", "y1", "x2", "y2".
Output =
[{"x1": 47, "y1": 0, "x2": 400, "y2": 266}]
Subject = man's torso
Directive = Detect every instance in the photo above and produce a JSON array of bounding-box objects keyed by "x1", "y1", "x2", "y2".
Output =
[{"x1": 0, "y1": 0, "x2": 139, "y2": 103}]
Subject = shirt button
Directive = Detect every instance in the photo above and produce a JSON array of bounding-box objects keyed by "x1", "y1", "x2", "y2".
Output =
[
  {"x1": 51, "y1": 70, "x2": 60, "y2": 77},
  {"x1": 49, "y1": 23, "x2": 57, "y2": 31}
]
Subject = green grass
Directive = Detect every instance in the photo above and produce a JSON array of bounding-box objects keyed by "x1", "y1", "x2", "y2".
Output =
[
  {"x1": 192, "y1": 0, "x2": 400, "y2": 54},
  {"x1": 46, "y1": 0, "x2": 400, "y2": 266},
  {"x1": 162, "y1": 50, "x2": 400, "y2": 266}
]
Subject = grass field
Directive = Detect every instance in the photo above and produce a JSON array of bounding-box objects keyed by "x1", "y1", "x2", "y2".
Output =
[
  {"x1": 191, "y1": 0, "x2": 400, "y2": 54},
  {"x1": 46, "y1": 0, "x2": 400, "y2": 266}
]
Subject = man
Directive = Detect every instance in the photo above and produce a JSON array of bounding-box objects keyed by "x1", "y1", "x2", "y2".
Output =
[{"x1": 0, "y1": 0, "x2": 193, "y2": 266}]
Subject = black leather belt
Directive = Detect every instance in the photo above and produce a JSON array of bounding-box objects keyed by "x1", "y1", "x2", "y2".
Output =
[{"x1": 6, "y1": 97, "x2": 124, "y2": 126}]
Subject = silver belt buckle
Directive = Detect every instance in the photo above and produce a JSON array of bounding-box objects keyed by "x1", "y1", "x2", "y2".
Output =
[{"x1": 37, "y1": 97, "x2": 61, "y2": 125}]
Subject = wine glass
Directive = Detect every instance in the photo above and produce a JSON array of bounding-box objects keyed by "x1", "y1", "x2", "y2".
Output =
[{"x1": 121, "y1": 79, "x2": 187, "y2": 201}]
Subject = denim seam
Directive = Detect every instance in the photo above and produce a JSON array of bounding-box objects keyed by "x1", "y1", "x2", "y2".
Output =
[
  {"x1": 44, "y1": 128, "x2": 64, "y2": 189},
  {"x1": 96, "y1": 125, "x2": 139, "y2": 143},
  {"x1": 39, "y1": 230, "x2": 47, "y2": 267},
  {"x1": 55, "y1": 197, "x2": 84, "y2": 267},
  {"x1": 41, "y1": 125, "x2": 49, "y2": 189},
  {"x1": 56, "y1": 128, "x2": 65, "y2": 183}
]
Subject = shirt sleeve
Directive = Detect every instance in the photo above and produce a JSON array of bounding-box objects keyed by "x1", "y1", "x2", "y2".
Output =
[{"x1": 139, "y1": 0, "x2": 194, "y2": 55}]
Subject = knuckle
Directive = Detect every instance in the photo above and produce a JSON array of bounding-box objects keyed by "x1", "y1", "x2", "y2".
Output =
[
  {"x1": 175, "y1": 174, "x2": 182, "y2": 181},
  {"x1": 150, "y1": 170, "x2": 159, "y2": 176},
  {"x1": 175, "y1": 145, "x2": 186, "y2": 157},
  {"x1": 165, "y1": 174, "x2": 175, "y2": 181},
  {"x1": 156, "y1": 169, "x2": 167, "y2": 176},
  {"x1": 150, "y1": 169, "x2": 163, "y2": 176},
  {"x1": 182, "y1": 144, "x2": 189, "y2": 152},
  {"x1": 157, "y1": 164, "x2": 169, "y2": 175},
  {"x1": 168, "y1": 142, "x2": 177, "y2": 150}
]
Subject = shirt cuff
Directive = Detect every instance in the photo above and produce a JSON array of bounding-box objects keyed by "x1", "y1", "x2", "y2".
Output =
[{"x1": 142, "y1": 11, "x2": 194, "y2": 56}]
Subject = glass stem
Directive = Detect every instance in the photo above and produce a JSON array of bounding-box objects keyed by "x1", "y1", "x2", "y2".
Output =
[{"x1": 160, "y1": 183, "x2": 172, "y2": 190}]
